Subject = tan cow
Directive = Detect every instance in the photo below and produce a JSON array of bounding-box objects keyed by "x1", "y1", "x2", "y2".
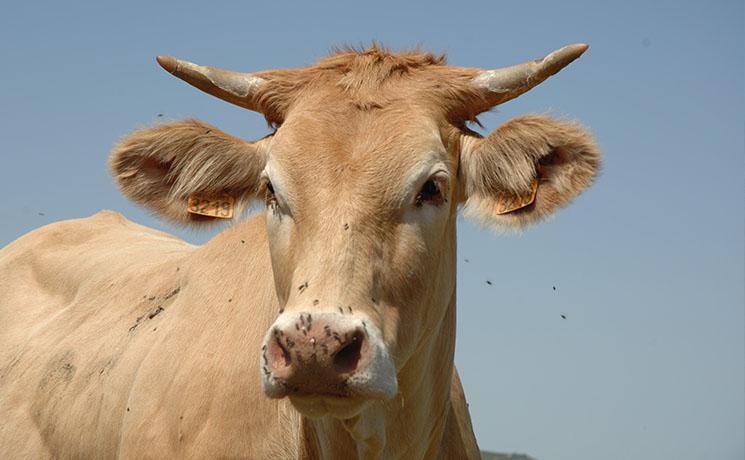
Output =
[{"x1": 0, "y1": 44, "x2": 600, "y2": 459}]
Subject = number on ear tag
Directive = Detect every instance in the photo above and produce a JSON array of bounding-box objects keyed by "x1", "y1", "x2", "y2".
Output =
[
  {"x1": 187, "y1": 194, "x2": 235, "y2": 219},
  {"x1": 494, "y1": 180, "x2": 539, "y2": 215}
]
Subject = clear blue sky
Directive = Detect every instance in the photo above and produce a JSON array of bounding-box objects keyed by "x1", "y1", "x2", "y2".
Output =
[{"x1": 1, "y1": 1, "x2": 742, "y2": 459}]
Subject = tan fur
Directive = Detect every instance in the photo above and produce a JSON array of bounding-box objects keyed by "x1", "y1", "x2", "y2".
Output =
[
  {"x1": 1, "y1": 46, "x2": 601, "y2": 459},
  {"x1": 0, "y1": 212, "x2": 294, "y2": 458}
]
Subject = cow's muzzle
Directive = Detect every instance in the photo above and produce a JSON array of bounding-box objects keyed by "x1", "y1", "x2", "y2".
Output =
[{"x1": 260, "y1": 312, "x2": 397, "y2": 405}]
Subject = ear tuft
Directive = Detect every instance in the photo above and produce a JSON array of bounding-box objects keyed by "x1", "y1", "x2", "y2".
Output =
[
  {"x1": 109, "y1": 119, "x2": 266, "y2": 225},
  {"x1": 462, "y1": 115, "x2": 601, "y2": 231}
]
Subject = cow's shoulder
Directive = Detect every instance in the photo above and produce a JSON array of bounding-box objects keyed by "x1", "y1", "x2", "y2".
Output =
[
  {"x1": 0, "y1": 211, "x2": 193, "y2": 456},
  {"x1": 0, "y1": 210, "x2": 194, "y2": 351}
]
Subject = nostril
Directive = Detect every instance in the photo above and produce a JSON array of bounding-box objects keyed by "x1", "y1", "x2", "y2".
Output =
[
  {"x1": 333, "y1": 331, "x2": 364, "y2": 374},
  {"x1": 279, "y1": 340, "x2": 292, "y2": 367},
  {"x1": 268, "y1": 334, "x2": 292, "y2": 370}
]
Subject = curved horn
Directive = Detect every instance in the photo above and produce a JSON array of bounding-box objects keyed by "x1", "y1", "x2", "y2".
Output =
[
  {"x1": 156, "y1": 56, "x2": 267, "y2": 112},
  {"x1": 472, "y1": 43, "x2": 589, "y2": 110}
]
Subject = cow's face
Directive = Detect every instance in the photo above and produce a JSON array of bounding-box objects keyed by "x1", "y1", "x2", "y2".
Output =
[
  {"x1": 257, "y1": 96, "x2": 461, "y2": 417},
  {"x1": 110, "y1": 45, "x2": 601, "y2": 419}
]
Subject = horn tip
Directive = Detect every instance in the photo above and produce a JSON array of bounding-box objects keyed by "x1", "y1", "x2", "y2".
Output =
[
  {"x1": 566, "y1": 43, "x2": 589, "y2": 58},
  {"x1": 156, "y1": 55, "x2": 179, "y2": 73},
  {"x1": 548, "y1": 43, "x2": 589, "y2": 66},
  {"x1": 574, "y1": 43, "x2": 589, "y2": 54}
]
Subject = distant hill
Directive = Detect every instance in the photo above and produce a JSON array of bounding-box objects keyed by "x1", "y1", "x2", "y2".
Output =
[{"x1": 481, "y1": 452, "x2": 536, "y2": 460}]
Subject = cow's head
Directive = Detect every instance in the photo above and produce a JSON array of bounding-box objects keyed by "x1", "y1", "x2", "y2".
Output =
[{"x1": 110, "y1": 45, "x2": 600, "y2": 419}]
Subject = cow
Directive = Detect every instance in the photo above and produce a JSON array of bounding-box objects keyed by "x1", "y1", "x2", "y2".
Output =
[{"x1": 0, "y1": 44, "x2": 600, "y2": 459}]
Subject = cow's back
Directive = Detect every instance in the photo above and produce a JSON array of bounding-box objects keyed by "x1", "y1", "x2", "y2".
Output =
[{"x1": 0, "y1": 211, "x2": 294, "y2": 458}]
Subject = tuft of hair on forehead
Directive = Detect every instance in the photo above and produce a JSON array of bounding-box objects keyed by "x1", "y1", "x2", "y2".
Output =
[
  {"x1": 253, "y1": 44, "x2": 483, "y2": 128},
  {"x1": 322, "y1": 43, "x2": 447, "y2": 88}
]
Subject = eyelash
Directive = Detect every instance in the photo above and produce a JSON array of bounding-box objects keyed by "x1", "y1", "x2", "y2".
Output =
[
  {"x1": 415, "y1": 179, "x2": 445, "y2": 208},
  {"x1": 264, "y1": 180, "x2": 277, "y2": 206}
]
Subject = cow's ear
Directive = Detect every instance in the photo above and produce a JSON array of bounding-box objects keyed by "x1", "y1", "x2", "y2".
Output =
[
  {"x1": 109, "y1": 119, "x2": 267, "y2": 225},
  {"x1": 460, "y1": 115, "x2": 601, "y2": 230}
]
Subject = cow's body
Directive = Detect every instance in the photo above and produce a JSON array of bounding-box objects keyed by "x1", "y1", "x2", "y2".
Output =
[
  {"x1": 0, "y1": 211, "x2": 479, "y2": 458},
  {"x1": 0, "y1": 45, "x2": 600, "y2": 458}
]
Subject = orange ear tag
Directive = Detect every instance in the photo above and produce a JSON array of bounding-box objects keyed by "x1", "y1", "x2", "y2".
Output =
[
  {"x1": 494, "y1": 180, "x2": 539, "y2": 215},
  {"x1": 187, "y1": 193, "x2": 235, "y2": 219}
]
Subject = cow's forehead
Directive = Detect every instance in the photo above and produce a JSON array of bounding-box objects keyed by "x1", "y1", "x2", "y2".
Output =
[
  {"x1": 261, "y1": 101, "x2": 454, "y2": 224},
  {"x1": 267, "y1": 100, "x2": 451, "y2": 182}
]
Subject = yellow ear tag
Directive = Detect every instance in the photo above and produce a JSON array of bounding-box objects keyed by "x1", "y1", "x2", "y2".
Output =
[
  {"x1": 187, "y1": 193, "x2": 235, "y2": 219},
  {"x1": 494, "y1": 180, "x2": 539, "y2": 215}
]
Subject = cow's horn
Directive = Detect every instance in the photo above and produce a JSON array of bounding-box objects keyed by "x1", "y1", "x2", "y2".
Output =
[
  {"x1": 156, "y1": 56, "x2": 266, "y2": 112},
  {"x1": 472, "y1": 43, "x2": 589, "y2": 110}
]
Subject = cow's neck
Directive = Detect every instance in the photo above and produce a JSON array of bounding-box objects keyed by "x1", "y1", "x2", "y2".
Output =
[{"x1": 302, "y1": 228, "x2": 458, "y2": 459}]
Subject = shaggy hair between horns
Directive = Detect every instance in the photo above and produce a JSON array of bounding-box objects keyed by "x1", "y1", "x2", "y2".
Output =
[{"x1": 252, "y1": 44, "x2": 486, "y2": 126}]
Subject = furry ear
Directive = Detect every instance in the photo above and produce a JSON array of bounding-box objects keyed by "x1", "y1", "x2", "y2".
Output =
[
  {"x1": 460, "y1": 115, "x2": 601, "y2": 230},
  {"x1": 109, "y1": 119, "x2": 267, "y2": 225}
]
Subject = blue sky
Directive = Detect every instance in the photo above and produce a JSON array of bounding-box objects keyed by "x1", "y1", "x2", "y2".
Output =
[{"x1": 1, "y1": 1, "x2": 742, "y2": 459}]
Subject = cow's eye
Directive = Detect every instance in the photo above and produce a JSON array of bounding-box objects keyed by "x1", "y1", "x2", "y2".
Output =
[
  {"x1": 415, "y1": 179, "x2": 444, "y2": 207},
  {"x1": 264, "y1": 180, "x2": 277, "y2": 206}
]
